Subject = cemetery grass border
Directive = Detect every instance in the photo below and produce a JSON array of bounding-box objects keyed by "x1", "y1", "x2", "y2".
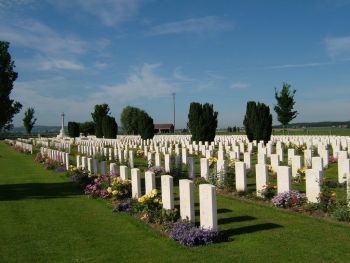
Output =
[{"x1": 3, "y1": 142, "x2": 350, "y2": 262}]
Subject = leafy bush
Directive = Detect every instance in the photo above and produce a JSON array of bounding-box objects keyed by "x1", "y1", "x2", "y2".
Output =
[
  {"x1": 67, "y1": 166, "x2": 93, "y2": 187},
  {"x1": 259, "y1": 183, "x2": 277, "y2": 200},
  {"x1": 318, "y1": 186, "x2": 337, "y2": 213},
  {"x1": 44, "y1": 159, "x2": 63, "y2": 170},
  {"x1": 136, "y1": 189, "x2": 162, "y2": 223},
  {"x1": 170, "y1": 221, "x2": 221, "y2": 247},
  {"x1": 35, "y1": 152, "x2": 44, "y2": 162},
  {"x1": 148, "y1": 166, "x2": 165, "y2": 176},
  {"x1": 106, "y1": 177, "x2": 132, "y2": 200},
  {"x1": 193, "y1": 177, "x2": 209, "y2": 187},
  {"x1": 323, "y1": 179, "x2": 339, "y2": 189},
  {"x1": 271, "y1": 191, "x2": 306, "y2": 208},
  {"x1": 331, "y1": 206, "x2": 350, "y2": 222},
  {"x1": 85, "y1": 175, "x2": 112, "y2": 199}
]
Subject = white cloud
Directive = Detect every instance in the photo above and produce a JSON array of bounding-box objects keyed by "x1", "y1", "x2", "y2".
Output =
[
  {"x1": 12, "y1": 63, "x2": 176, "y2": 125},
  {"x1": 231, "y1": 82, "x2": 249, "y2": 89},
  {"x1": 0, "y1": 0, "x2": 34, "y2": 8},
  {"x1": 173, "y1": 67, "x2": 195, "y2": 82},
  {"x1": 325, "y1": 36, "x2": 350, "y2": 58},
  {"x1": 38, "y1": 58, "x2": 85, "y2": 71},
  {"x1": 147, "y1": 16, "x2": 233, "y2": 36},
  {"x1": 12, "y1": 77, "x2": 92, "y2": 125},
  {"x1": 92, "y1": 63, "x2": 175, "y2": 102},
  {"x1": 266, "y1": 62, "x2": 332, "y2": 69},
  {"x1": 50, "y1": 0, "x2": 143, "y2": 26},
  {"x1": 0, "y1": 20, "x2": 87, "y2": 56}
]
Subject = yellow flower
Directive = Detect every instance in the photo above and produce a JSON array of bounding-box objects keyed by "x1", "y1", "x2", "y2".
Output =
[
  {"x1": 331, "y1": 192, "x2": 337, "y2": 198},
  {"x1": 150, "y1": 189, "x2": 158, "y2": 197},
  {"x1": 112, "y1": 190, "x2": 118, "y2": 196},
  {"x1": 107, "y1": 187, "x2": 112, "y2": 193}
]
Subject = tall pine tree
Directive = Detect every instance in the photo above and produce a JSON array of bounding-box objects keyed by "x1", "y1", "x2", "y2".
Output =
[
  {"x1": 187, "y1": 102, "x2": 218, "y2": 142},
  {"x1": 91, "y1": 104, "x2": 110, "y2": 138},
  {"x1": 244, "y1": 101, "x2": 272, "y2": 143},
  {"x1": 0, "y1": 41, "x2": 22, "y2": 131},
  {"x1": 22, "y1": 107, "x2": 37, "y2": 134},
  {"x1": 274, "y1": 83, "x2": 297, "y2": 132}
]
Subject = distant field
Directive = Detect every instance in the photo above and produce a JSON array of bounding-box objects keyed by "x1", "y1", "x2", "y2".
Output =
[{"x1": 216, "y1": 127, "x2": 350, "y2": 136}]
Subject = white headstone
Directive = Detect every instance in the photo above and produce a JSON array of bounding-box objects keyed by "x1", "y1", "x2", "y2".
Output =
[
  {"x1": 100, "y1": 161, "x2": 106, "y2": 175},
  {"x1": 200, "y1": 158, "x2": 209, "y2": 180},
  {"x1": 277, "y1": 166, "x2": 291, "y2": 193},
  {"x1": 244, "y1": 152, "x2": 251, "y2": 170},
  {"x1": 187, "y1": 157, "x2": 195, "y2": 178},
  {"x1": 131, "y1": 168, "x2": 141, "y2": 198},
  {"x1": 311, "y1": 157, "x2": 323, "y2": 172},
  {"x1": 129, "y1": 150, "x2": 134, "y2": 168},
  {"x1": 120, "y1": 165, "x2": 128, "y2": 180},
  {"x1": 256, "y1": 164, "x2": 268, "y2": 197},
  {"x1": 109, "y1": 162, "x2": 117, "y2": 174},
  {"x1": 145, "y1": 171, "x2": 156, "y2": 194},
  {"x1": 306, "y1": 169, "x2": 322, "y2": 203},
  {"x1": 339, "y1": 158, "x2": 350, "y2": 184},
  {"x1": 258, "y1": 153, "x2": 266, "y2": 164},
  {"x1": 292, "y1": 155, "x2": 302, "y2": 178},
  {"x1": 179, "y1": 179, "x2": 195, "y2": 222},
  {"x1": 235, "y1": 161, "x2": 247, "y2": 192},
  {"x1": 270, "y1": 154, "x2": 279, "y2": 172},
  {"x1": 164, "y1": 154, "x2": 171, "y2": 173},
  {"x1": 199, "y1": 184, "x2": 218, "y2": 231},
  {"x1": 161, "y1": 175, "x2": 174, "y2": 210}
]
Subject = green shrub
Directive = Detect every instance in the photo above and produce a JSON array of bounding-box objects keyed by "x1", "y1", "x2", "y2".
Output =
[
  {"x1": 193, "y1": 177, "x2": 209, "y2": 187},
  {"x1": 68, "y1": 121, "x2": 80, "y2": 137},
  {"x1": 331, "y1": 206, "x2": 350, "y2": 222}
]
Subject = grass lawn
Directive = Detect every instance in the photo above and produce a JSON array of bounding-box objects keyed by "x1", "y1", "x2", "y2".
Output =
[{"x1": 1, "y1": 141, "x2": 350, "y2": 263}]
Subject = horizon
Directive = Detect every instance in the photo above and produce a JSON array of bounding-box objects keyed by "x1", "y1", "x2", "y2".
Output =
[{"x1": 1, "y1": 0, "x2": 350, "y2": 129}]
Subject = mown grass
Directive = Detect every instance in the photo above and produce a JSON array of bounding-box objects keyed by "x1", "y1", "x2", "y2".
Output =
[{"x1": 2, "y1": 141, "x2": 350, "y2": 262}]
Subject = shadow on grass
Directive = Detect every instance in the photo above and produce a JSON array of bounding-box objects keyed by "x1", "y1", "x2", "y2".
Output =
[
  {"x1": 221, "y1": 223, "x2": 283, "y2": 239},
  {"x1": 218, "y1": 215, "x2": 256, "y2": 225},
  {"x1": 217, "y1": 208, "x2": 233, "y2": 214},
  {"x1": 0, "y1": 182, "x2": 82, "y2": 201}
]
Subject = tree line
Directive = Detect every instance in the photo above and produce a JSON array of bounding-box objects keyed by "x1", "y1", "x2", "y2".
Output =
[{"x1": 1, "y1": 40, "x2": 298, "y2": 142}]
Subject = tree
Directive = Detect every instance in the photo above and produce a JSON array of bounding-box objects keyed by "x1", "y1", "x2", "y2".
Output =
[
  {"x1": 0, "y1": 41, "x2": 22, "y2": 131},
  {"x1": 243, "y1": 101, "x2": 272, "y2": 143},
  {"x1": 22, "y1": 107, "x2": 37, "y2": 134},
  {"x1": 120, "y1": 106, "x2": 141, "y2": 134},
  {"x1": 243, "y1": 101, "x2": 256, "y2": 142},
  {"x1": 91, "y1": 104, "x2": 110, "y2": 138},
  {"x1": 274, "y1": 83, "x2": 298, "y2": 132},
  {"x1": 187, "y1": 102, "x2": 218, "y2": 142},
  {"x1": 68, "y1": 121, "x2": 80, "y2": 138},
  {"x1": 79, "y1": 121, "x2": 95, "y2": 136},
  {"x1": 137, "y1": 110, "x2": 154, "y2": 140},
  {"x1": 102, "y1": 115, "x2": 118, "y2": 139}
]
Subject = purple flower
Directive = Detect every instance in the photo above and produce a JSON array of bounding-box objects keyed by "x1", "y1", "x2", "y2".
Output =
[
  {"x1": 148, "y1": 166, "x2": 165, "y2": 176},
  {"x1": 35, "y1": 152, "x2": 42, "y2": 162},
  {"x1": 55, "y1": 166, "x2": 67, "y2": 172},
  {"x1": 170, "y1": 221, "x2": 221, "y2": 247},
  {"x1": 271, "y1": 191, "x2": 306, "y2": 208},
  {"x1": 113, "y1": 199, "x2": 132, "y2": 212}
]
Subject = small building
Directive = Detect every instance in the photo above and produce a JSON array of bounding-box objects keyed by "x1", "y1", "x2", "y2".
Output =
[{"x1": 154, "y1": 124, "x2": 174, "y2": 133}]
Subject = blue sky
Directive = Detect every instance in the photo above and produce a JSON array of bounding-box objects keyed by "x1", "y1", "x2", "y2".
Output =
[{"x1": 1, "y1": 0, "x2": 350, "y2": 128}]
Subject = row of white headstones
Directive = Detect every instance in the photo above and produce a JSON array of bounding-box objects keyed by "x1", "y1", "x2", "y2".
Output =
[
  {"x1": 31, "y1": 134, "x2": 350, "y2": 231},
  {"x1": 39, "y1": 146, "x2": 218, "y2": 231}
]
